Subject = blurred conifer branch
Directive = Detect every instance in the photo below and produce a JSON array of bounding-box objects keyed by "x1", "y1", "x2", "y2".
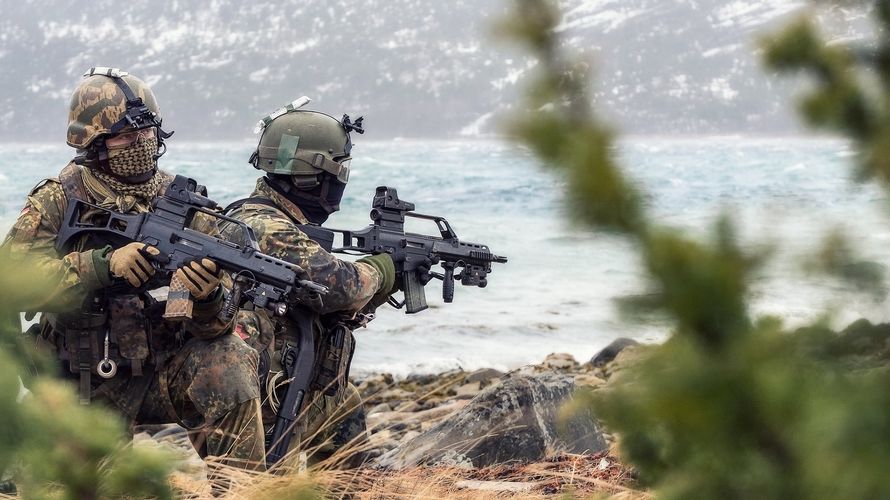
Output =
[
  {"x1": 501, "y1": 0, "x2": 890, "y2": 497},
  {"x1": 763, "y1": 2, "x2": 890, "y2": 183},
  {"x1": 0, "y1": 258, "x2": 175, "y2": 498},
  {"x1": 497, "y1": 0, "x2": 754, "y2": 353}
]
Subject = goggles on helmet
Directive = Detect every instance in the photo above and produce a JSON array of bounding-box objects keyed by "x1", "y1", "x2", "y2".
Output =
[
  {"x1": 105, "y1": 127, "x2": 156, "y2": 149},
  {"x1": 314, "y1": 155, "x2": 350, "y2": 184}
]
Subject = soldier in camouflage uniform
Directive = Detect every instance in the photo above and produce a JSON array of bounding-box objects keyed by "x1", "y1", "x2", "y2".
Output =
[
  {"x1": 1, "y1": 68, "x2": 265, "y2": 471},
  {"x1": 221, "y1": 100, "x2": 396, "y2": 466}
]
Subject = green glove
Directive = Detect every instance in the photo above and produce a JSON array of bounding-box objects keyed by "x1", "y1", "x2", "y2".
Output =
[{"x1": 357, "y1": 253, "x2": 396, "y2": 308}]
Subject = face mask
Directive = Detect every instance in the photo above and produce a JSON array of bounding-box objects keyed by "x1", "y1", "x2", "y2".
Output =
[
  {"x1": 268, "y1": 174, "x2": 347, "y2": 225},
  {"x1": 296, "y1": 180, "x2": 347, "y2": 224},
  {"x1": 106, "y1": 135, "x2": 158, "y2": 180},
  {"x1": 89, "y1": 134, "x2": 162, "y2": 201},
  {"x1": 298, "y1": 203, "x2": 333, "y2": 225}
]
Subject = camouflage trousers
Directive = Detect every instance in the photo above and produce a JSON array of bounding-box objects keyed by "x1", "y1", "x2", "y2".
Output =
[
  {"x1": 236, "y1": 310, "x2": 368, "y2": 466},
  {"x1": 281, "y1": 382, "x2": 368, "y2": 468},
  {"x1": 262, "y1": 362, "x2": 368, "y2": 468},
  {"x1": 98, "y1": 334, "x2": 266, "y2": 471}
]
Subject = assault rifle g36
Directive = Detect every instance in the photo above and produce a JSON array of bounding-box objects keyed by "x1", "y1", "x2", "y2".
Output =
[
  {"x1": 55, "y1": 175, "x2": 328, "y2": 320},
  {"x1": 262, "y1": 186, "x2": 508, "y2": 466},
  {"x1": 299, "y1": 186, "x2": 508, "y2": 313}
]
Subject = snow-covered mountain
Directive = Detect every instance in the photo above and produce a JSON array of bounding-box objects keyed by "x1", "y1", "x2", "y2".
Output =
[{"x1": 0, "y1": 0, "x2": 868, "y2": 141}]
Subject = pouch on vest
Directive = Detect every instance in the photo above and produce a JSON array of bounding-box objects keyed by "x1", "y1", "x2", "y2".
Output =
[
  {"x1": 108, "y1": 295, "x2": 149, "y2": 376},
  {"x1": 312, "y1": 322, "x2": 356, "y2": 397},
  {"x1": 47, "y1": 311, "x2": 103, "y2": 371}
]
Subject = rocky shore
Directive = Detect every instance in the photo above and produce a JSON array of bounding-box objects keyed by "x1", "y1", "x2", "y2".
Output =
[{"x1": 138, "y1": 338, "x2": 649, "y2": 498}]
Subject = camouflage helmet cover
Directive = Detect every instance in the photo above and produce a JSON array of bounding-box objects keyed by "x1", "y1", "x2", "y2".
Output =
[
  {"x1": 66, "y1": 71, "x2": 161, "y2": 149},
  {"x1": 253, "y1": 109, "x2": 352, "y2": 183}
]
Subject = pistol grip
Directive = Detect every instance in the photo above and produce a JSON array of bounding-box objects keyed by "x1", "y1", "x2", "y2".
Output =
[
  {"x1": 163, "y1": 273, "x2": 194, "y2": 321},
  {"x1": 402, "y1": 271, "x2": 428, "y2": 314}
]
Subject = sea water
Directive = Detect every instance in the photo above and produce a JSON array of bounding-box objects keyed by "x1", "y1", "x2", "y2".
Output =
[{"x1": 1, "y1": 137, "x2": 888, "y2": 376}]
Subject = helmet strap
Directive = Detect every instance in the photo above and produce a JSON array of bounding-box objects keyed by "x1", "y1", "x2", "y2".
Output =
[
  {"x1": 104, "y1": 73, "x2": 174, "y2": 160},
  {"x1": 107, "y1": 76, "x2": 163, "y2": 135}
]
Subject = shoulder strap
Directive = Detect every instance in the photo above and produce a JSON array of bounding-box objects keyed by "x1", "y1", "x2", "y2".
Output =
[
  {"x1": 224, "y1": 197, "x2": 275, "y2": 213},
  {"x1": 28, "y1": 178, "x2": 54, "y2": 196},
  {"x1": 58, "y1": 163, "x2": 89, "y2": 204},
  {"x1": 224, "y1": 197, "x2": 334, "y2": 250}
]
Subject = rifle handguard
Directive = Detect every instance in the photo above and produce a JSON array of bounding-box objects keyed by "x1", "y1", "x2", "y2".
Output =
[{"x1": 55, "y1": 176, "x2": 329, "y2": 320}]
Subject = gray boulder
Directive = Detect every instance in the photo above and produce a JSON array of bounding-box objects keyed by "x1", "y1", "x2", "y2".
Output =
[
  {"x1": 589, "y1": 338, "x2": 639, "y2": 367},
  {"x1": 377, "y1": 373, "x2": 607, "y2": 469}
]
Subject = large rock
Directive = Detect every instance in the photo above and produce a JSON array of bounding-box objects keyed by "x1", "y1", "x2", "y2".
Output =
[
  {"x1": 542, "y1": 353, "x2": 579, "y2": 372},
  {"x1": 377, "y1": 373, "x2": 607, "y2": 469},
  {"x1": 589, "y1": 338, "x2": 639, "y2": 368}
]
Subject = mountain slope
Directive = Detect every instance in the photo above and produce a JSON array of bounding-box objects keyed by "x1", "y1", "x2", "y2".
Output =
[{"x1": 0, "y1": 0, "x2": 866, "y2": 141}]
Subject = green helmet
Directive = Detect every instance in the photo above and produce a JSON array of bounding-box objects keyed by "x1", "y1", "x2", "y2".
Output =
[
  {"x1": 251, "y1": 99, "x2": 361, "y2": 188},
  {"x1": 66, "y1": 67, "x2": 162, "y2": 149}
]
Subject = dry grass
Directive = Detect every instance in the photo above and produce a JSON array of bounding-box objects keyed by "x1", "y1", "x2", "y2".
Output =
[
  {"x1": 3, "y1": 365, "x2": 639, "y2": 498},
  {"x1": 194, "y1": 451, "x2": 646, "y2": 500},
  {"x1": 212, "y1": 369, "x2": 645, "y2": 499}
]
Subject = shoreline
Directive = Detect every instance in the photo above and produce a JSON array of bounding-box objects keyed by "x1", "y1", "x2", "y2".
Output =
[{"x1": 139, "y1": 341, "x2": 649, "y2": 498}]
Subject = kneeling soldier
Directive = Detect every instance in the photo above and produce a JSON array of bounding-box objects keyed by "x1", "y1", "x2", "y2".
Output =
[
  {"x1": 222, "y1": 100, "x2": 395, "y2": 467},
  {"x1": 2, "y1": 68, "x2": 265, "y2": 471}
]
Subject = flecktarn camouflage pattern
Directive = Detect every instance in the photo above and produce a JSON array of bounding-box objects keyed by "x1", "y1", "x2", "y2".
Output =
[
  {"x1": 1, "y1": 162, "x2": 266, "y2": 470},
  {"x1": 221, "y1": 178, "x2": 381, "y2": 312},
  {"x1": 222, "y1": 177, "x2": 382, "y2": 461}
]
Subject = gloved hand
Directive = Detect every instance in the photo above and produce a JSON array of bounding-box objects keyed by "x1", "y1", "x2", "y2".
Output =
[
  {"x1": 174, "y1": 258, "x2": 222, "y2": 300},
  {"x1": 109, "y1": 242, "x2": 160, "y2": 287},
  {"x1": 416, "y1": 256, "x2": 434, "y2": 286}
]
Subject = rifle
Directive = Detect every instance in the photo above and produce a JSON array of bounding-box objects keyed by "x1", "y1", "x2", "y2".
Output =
[
  {"x1": 229, "y1": 185, "x2": 508, "y2": 466},
  {"x1": 298, "y1": 186, "x2": 508, "y2": 313},
  {"x1": 55, "y1": 175, "x2": 328, "y2": 320}
]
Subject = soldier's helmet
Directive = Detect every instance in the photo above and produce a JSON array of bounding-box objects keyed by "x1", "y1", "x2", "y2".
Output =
[
  {"x1": 66, "y1": 68, "x2": 162, "y2": 149},
  {"x1": 250, "y1": 97, "x2": 362, "y2": 189}
]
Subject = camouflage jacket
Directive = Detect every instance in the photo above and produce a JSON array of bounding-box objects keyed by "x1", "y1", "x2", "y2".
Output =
[
  {"x1": 222, "y1": 178, "x2": 384, "y2": 435},
  {"x1": 1, "y1": 163, "x2": 228, "y2": 357},
  {"x1": 221, "y1": 178, "x2": 382, "y2": 316}
]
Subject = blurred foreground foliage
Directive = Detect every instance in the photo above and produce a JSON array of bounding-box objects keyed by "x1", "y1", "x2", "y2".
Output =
[
  {"x1": 0, "y1": 259, "x2": 174, "y2": 499},
  {"x1": 763, "y1": 1, "x2": 890, "y2": 185},
  {"x1": 502, "y1": 0, "x2": 890, "y2": 498}
]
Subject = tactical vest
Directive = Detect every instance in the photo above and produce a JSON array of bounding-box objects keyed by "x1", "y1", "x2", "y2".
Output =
[
  {"x1": 224, "y1": 197, "x2": 356, "y2": 399},
  {"x1": 43, "y1": 163, "x2": 174, "y2": 403}
]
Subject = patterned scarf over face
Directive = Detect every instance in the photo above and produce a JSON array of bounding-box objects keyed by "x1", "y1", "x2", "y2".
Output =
[{"x1": 90, "y1": 135, "x2": 163, "y2": 204}]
